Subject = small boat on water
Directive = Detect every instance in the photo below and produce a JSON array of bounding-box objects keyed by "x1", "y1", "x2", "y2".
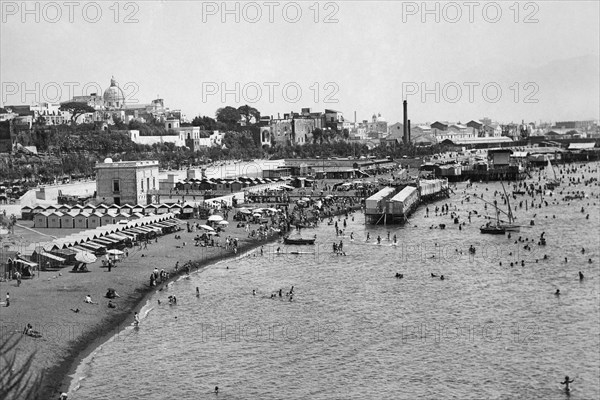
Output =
[
  {"x1": 283, "y1": 237, "x2": 316, "y2": 245},
  {"x1": 480, "y1": 225, "x2": 506, "y2": 234}
]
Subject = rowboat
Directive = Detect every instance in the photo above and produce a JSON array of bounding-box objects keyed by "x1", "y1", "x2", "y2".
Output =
[{"x1": 283, "y1": 237, "x2": 315, "y2": 245}]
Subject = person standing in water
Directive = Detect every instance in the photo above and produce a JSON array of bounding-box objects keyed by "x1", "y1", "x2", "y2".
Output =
[
  {"x1": 561, "y1": 376, "x2": 574, "y2": 392},
  {"x1": 134, "y1": 312, "x2": 140, "y2": 326}
]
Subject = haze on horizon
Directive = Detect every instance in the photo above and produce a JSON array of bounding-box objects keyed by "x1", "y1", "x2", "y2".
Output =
[{"x1": 1, "y1": 0, "x2": 598, "y2": 125}]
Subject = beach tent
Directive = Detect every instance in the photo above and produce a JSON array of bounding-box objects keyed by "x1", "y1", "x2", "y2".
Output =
[
  {"x1": 32, "y1": 250, "x2": 66, "y2": 269},
  {"x1": 60, "y1": 211, "x2": 76, "y2": 229},
  {"x1": 33, "y1": 212, "x2": 50, "y2": 228},
  {"x1": 58, "y1": 204, "x2": 72, "y2": 213},
  {"x1": 120, "y1": 204, "x2": 135, "y2": 214},
  {"x1": 8, "y1": 258, "x2": 38, "y2": 278},
  {"x1": 95, "y1": 204, "x2": 110, "y2": 214},
  {"x1": 74, "y1": 212, "x2": 90, "y2": 229},
  {"x1": 88, "y1": 212, "x2": 102, "y2": 229},
  {"x1": 49, "y1": 248, "x2": 78, "y2": 265},
  {"x1": 79, "y1": 242, "x2": 107, "y2": 255},
  {"x1": 82, "y1": 204, "x2": 97, "y2": 214},
  {"x1": 101, "y1": 214, "x2": 116, "y2": 226}
]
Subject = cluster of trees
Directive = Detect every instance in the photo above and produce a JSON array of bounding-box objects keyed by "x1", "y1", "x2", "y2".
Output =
[{"x1": 2, "y1": 102, "x2": 450, "y2": 182}]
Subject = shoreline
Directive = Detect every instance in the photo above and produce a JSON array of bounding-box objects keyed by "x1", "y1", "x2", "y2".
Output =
[
  {"x1": 49, "y1": 234, "x2": 278, "y2": 399},
  {"x1": 53, "y1": 205, "x2": 360, "y2": 398}
]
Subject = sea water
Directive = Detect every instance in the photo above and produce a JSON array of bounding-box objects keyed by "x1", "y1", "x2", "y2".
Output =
[{"x1": 70, "y1": 176, "x2": 600, "y2": 400}]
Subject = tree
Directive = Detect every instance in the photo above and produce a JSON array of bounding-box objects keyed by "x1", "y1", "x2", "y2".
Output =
[
  {"x1": 342, "y1": 128, "x2": 349, "y2": 139},
  {"x1": 312, "y1": 128, "x2": 323, "y2": 144},
  {"x1": 59, "y1": 102, "x2": 96, "y2": 125},
  {"x1": 237, "y1": 105, "x2": 260, "y2": 125},
  {"x1": 215, "y1": 106, "x2": 241, "y2": 129},
  {"x1": 191, "y1": 115, "x2": 224, "y2": 131}
]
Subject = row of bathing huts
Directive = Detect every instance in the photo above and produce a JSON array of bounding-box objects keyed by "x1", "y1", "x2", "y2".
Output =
[
  {"x1": 12, "y1": 213, "x2": 182, "y2": 272},
  {"x1": 365, "y1": 179, "x2": 450, "y2": 224},
  {"x1": 21, "y1": 203, "x2": 195, "y2": 229}
]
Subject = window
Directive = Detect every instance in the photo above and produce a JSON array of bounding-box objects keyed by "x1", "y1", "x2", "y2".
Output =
[
  {"x1": 147, "y1": 178, "x2": 150, "y2": 190},
  {"x1": 153, "y1": 177, "x2": 156, "y2": 189},
  {"x1": 113, "y1": 179, "x2": 120, "y2": 192},
  {"x1": 141, "y1": 179, "x2": 144, "y2": 191}
]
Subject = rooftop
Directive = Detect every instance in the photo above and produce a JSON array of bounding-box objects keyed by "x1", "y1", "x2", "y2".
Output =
[{"x1": 95, "y1": 160, "x2": 159, "y2": 169}]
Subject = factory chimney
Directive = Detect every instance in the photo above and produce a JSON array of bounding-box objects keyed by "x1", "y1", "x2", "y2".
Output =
[{"x1": 403, "y1": 100, "x2": 408, "y2": 144}]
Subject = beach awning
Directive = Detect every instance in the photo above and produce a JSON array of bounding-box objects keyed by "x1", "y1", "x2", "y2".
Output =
[
  {"x1": 71, "y1": 245, "x2": 92, "y2": 253},
  {"x1": 118, "y1": 231, "x2": 138, "y2": 240},
  {"x1": 95, "y1": 237, "x2": 118, "y2": 245},
  {"x1": 107, "y1": 234, "x2": 130, "y2": 242},
  {"x1": 144, "y1": 225, "x2": 163, "y2": 233},
  {"x1": 38, "y1": 251, "x2": 66, "y2": 263},
  {"x1": 208, "y1": 215, "x2": 223, "y2": 222},
  {"x1": 80, "y1": 242, "x2": 104, "y2": 251},
  {"x1": 128, "y1": 228, "x2": 148, "y2": 235},
  {"x1": 14, "y1": 258, "x2": 38, "y2": 267}
]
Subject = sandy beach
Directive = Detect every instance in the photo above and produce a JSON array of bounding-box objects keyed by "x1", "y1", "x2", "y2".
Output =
[{"x1": 1, "y1": 218, "x2": 278, "y2": 399}]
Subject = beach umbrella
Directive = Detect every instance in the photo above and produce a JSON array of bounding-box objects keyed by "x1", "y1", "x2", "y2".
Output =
[
  {"x1": 239, "y1": 208, "x2": 252, "y2": 214},
  {"x1": 106, "y1": 249, "x2": 124, "y2": 255},
  {"x1": 199, "y1": 224, "x2": 215, "y2": 231},
  {"x1": 253, "y1": 213, "x2": 262, "y2": 217},
  {"x1": 208, "y1": 215, "x2": 223, "y2": 222},
  {"x1": 301, "y1": 197, "x2": 310, "y2": 202},
  {"x1": 206, "y1": 231, "x2": 217, "y2": 235},
  {"x1": 218, "y1": 220, "x2": 229, "y2": 226},
  {"x1": 75, "y1": 251, "x2": 97, "y2": 263}
]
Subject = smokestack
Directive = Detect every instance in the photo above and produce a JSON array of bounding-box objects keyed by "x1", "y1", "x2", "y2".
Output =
[
  {"x1": 354, "y1": 111, "x2": 357, "y2": 124},
  {"x1": 403, "y1": 100, "x2": 408, "y2": 144},
  {"x1": 408, "y1": 119, "x2": 411, "y2": 143}
]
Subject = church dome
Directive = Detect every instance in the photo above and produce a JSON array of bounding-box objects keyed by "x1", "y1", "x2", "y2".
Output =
[
  {"x1": 103, "y1": 77, "x2": 125, "y2": 109},
  {"x1": 376, "y1": 113, "x2": 386, "y2": 123}
]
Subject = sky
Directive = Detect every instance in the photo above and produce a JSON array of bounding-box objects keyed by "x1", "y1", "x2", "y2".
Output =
[{"x1": 1, "y1": 0, "x2": 599, "y2": 124}]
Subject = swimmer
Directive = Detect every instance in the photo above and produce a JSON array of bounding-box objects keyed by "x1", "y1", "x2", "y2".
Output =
[
  {"x1": 214, "y1": 386, "x2": 219, "y2": 394},
  {"x1": 196, "y1": 287, "x2": 200, "y2": 297},
  {"x1": 555, "y1": 289, "x2": 560, "y2": 296},
  {"x1": 579, "y1": 271, "x2": 584, "y2": 280},
  {"x1": 588, "y1": 258, "x2": 592, "y2": 264},
  {"x1": 440, "y1": 275, "x2": 445, "y2": 281},
  {"x1": 431, "y1": 273, "x2": 438, "y2": 277},
  {"x1": 561, "y1": 376, "x2": 574, "y2": 392},
  {"x1": 252, "y1": 289, "x2": 256, "y2": 296}
]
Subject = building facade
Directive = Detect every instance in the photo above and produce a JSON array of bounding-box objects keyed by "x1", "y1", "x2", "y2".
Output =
[{"x1": 95, "y1": 160, "x2": 160, "y2": 205}]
